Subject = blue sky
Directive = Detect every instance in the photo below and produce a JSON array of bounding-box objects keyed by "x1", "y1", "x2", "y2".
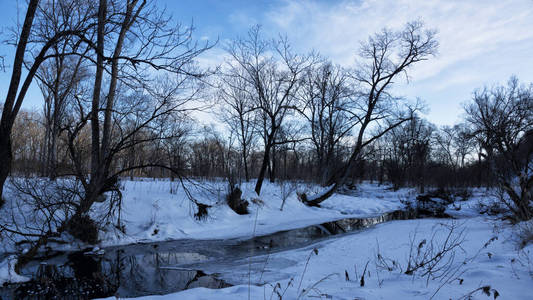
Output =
[{"x1": 1, "y1": 0, "x2": 532, "y2": 126}]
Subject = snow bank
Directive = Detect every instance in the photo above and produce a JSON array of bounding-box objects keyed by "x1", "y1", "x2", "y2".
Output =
[
  {"x1": 2, "y1": 178, "x2": 494, "y2": 254},
  {"x1": 98, "y1": 217, "x2": 533, "y2": 300},
  {"x1": 0, "y1": 255, "x2": 29, "y2": 285},
  {"x1": 93, "y1": 179, "x2": 412, "y2": 248}
]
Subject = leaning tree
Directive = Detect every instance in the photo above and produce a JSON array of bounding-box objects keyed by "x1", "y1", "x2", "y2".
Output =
[
  {"x1": 0, "y1": 0, "x2": 96, "y2": 200},
  {"x1": 1, "y1": 0, "x2": 212, "y2": 268},
  {"x1": 48, "y1": 0, "x2": 214, "y2": 238},
  {"x1": 302, "y1": 21, "x2": 438, "y2": 206}
]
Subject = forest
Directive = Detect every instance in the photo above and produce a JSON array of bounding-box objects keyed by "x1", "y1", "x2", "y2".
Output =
[{"x1": 0, "y1": 1, "x2": 532, "y2": 299}]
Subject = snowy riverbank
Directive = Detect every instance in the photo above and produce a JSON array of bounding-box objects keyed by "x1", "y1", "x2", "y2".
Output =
[{"x1": 2, "y1": 179, "x2": 532, "y2": 299}]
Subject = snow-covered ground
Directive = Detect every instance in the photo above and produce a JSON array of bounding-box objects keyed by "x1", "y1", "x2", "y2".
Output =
[
  {"x1": 0, "y1": 178, "x2": 414, "y2": 253},
  {"x1": 0, "y1": 255, "x2": 29, "y2": 286},
  {"x1": 100, "y1": 179, "x2": 411, "y2": 246},
  {"x1": 0, "y1": 179, "x2": 411, "y2": 281},
  {"x1": 2, "y1": 178, "x2": 533, "y2": 299},
  {"x1": 97, "y1": 217, "x2": 533, "y2": 300}
]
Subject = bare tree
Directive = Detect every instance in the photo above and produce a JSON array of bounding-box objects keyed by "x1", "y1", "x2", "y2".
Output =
[
  {"x1": 10, "y1": 109, "x2": 45, "y2": 176},
  {"x1": 382, "y1": 116, "x2": 434, "y2": 191},
  {"x1": 218, "y1": 65, "x2": 256, "y2": 182},
  {"x1": 465, "y1": 77, "x2": 533, "y2": 220},
  {"x1": 0, "y1": 0, "x2": 41, "y2": 201},
  {"x1": 188, "y1": 125, "x2": 233, "y2": 179},
  {"x1": 36, "y1": 49, "x2": 89, "y2": 179},
  {"x1": 0, "y1": 0, "x2": 212, "y2": 260},
  {"x1": 63, "y1": 0, "x2": 212, "y2": 221},
  {"x1": 433, "y1": 126, "x2": 458, "y2": 169},
  {"x1": 302, "y1": 21, "x2": 438, "y2": 206},
  {"x1": 158, "y1": 114, "x2": 193, "y2": 181},
  {"x1": 269, "y1": 119, "x2": 307, "y2": 182},
  {"x1": 226, "y1": 26, "x2": 314, "y2": 195},
  {"x1": 0, "y1": 0, "x2": 95, "y2": 200},
  {"x1": 452, "y1": 123, "x2": 476, "y2": 169},
  {"x1": 298, "y1": 61, "x2": 354, "y2": 184},
  {"x1": 433, "y1": 124, "x2": 475, "y2": 170}
]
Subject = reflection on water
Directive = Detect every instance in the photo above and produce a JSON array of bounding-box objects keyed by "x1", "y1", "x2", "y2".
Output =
[
  {"x1": 1, "y1": 248, "x2": 229, "y2": 299},
  {"x1": 9, "y1": 253, "x2": 118, "y2": 299},
  {"x1": 0, "y1": 208, "x2": 437, "y2": 299}
]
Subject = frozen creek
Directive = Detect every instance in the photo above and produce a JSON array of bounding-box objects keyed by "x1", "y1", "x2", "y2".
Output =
[{"x1": 0, "y1": 209, "x2": 430, "y2": 299}]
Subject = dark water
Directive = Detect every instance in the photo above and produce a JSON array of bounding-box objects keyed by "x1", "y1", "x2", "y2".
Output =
[{"x1": 0, "y1": 208, "x2": 442, "y2": 299}]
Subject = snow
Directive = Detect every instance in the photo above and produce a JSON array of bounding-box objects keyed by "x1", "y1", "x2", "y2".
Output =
[
  {"x1": 0, "y1": 179, "x2": 402, "y2": 252},
  {"x1": 0, "y1": 255, "x2": 29, "y2": 286},
  {"x1": 92, "y1": 180, "x2": 411, "y2": 248},
  {"x1": 93, "y1": 181, "x2": 532, "y2": 299},
  {"x1": 2, "y1": 178, "x2": 533, "y2": 299},
  {"x1": 97, "y1": 216, "x2": 533, "y2": 300}
]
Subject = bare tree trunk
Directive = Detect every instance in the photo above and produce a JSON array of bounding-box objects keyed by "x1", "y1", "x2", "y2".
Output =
[
  {"x1": 255, "y1": 139, "x2": 273, "y2": 195},
  {"x1": 0, "y1": 131, "x2": 12, "y2": 200},
  {"x1": 49, "y1": 123, "x2": 58, "y2": 179},
  {"x1": 82, "y1": 0, "x2": 106, "y2": 216},
  {"x1": 240, "y1": 115, "x2": 250, "y2": 182},
  {"x1": 41, "y1": 98, "x2": 52, "y2": 176},
  {"x1": 81, "y1": 0, "x2": 146, "y2": 216},
  {"x1": 242, "y1": 147, "x2": 250, "y2": 182},
  {"x1": 0, "y1": 0, "x2": 39, "y2": 200},
  {"x1": 269, "y1": 144, "x2": 276, "y2": 183}
]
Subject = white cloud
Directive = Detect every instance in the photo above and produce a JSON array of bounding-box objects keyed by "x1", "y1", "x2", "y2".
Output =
[
  {"x1": 264, "y1": 0, "x2": 533, "y2": 79},
  {"x1": 195, "y1": 47, "x2": 229, "y2": 70},
  {"x1": 257, "y1": 0, "x2": 533, "y2": 125}
]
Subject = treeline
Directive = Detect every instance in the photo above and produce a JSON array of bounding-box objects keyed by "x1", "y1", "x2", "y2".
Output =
[
  {"x1": 5, "y1": 17, "x2": 530, "y2": 198},
  {"x1": 7, "y1": 86, "x2": 509, "y2": 194},
  {"x1": 0, "y1": 0, "x2": 531, "y2": 259}
]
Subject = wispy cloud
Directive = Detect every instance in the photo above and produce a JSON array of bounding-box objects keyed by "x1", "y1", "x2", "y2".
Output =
[
  {"x1": 264, "y1": 0, "x2": 533, "y2": 79},
  {"x1": 255, "y1": 0, "x2": 533, "y2": 124}
]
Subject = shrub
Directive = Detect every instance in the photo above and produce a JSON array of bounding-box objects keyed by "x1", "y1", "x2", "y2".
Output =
[
  {"x1": 517, "y1": 220, "x2": 533, "y2": 248},
  {"x1": 454, "y1": 188, "x2": 472, "y2": 201},
  {"x1": 66, "y1": 214, "x2": 99, "y2": 244},
  {"x1": 194, "y1": 203, "x2": 211, "y2": 220},
  {"x1": 226, "y1": 185, "x2": 249, "y2": 215}
]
